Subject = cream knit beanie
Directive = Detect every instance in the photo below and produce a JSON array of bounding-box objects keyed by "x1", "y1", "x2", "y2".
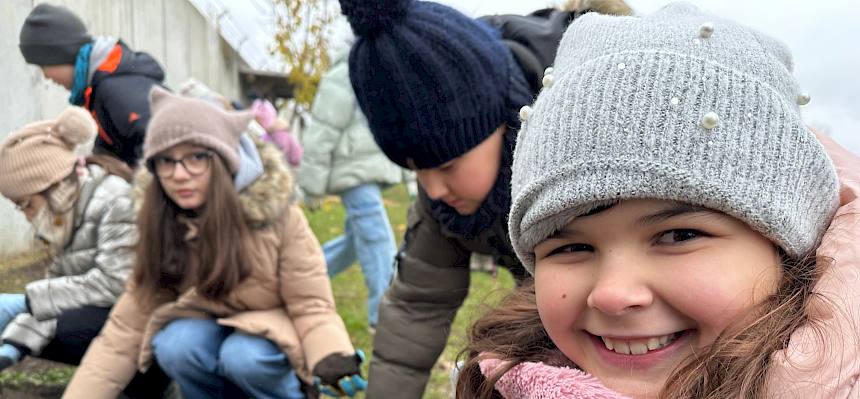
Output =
[{"x1": 0, "y1": 107, "x2": 96, "y2": 201}]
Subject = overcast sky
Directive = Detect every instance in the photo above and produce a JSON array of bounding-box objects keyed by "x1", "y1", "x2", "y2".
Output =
[
  {"x1": 437, "y1": 0, "x2": 860, "y2": 153},
  {"x1": 223, "y1": 0, "x2": 859, "y2": 153}
]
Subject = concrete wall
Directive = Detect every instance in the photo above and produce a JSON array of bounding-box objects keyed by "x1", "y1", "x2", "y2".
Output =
[{"x1": 0, "y1": 0, "x2": 242, "y2": 257}]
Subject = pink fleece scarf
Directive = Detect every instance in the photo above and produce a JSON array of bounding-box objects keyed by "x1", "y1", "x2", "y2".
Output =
[{"x1": 479, "y1": 357, "x2": 630, "y2": 399}]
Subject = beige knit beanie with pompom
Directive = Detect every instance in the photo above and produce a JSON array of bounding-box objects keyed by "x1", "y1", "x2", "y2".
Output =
[{"x1": 0, "y1": 106, "x2": 96, "y2": 201}]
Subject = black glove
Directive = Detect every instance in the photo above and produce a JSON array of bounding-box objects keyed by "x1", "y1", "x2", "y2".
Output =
[
  {"x1": 312, "y1": 351, "x2": 366, "y2": 397},
  {"x1": 313, "y1": 352, "x2": 361, "y2": 386},
  {"x1": 0, "y1": 356, "x2": 15, "y2": 372}
]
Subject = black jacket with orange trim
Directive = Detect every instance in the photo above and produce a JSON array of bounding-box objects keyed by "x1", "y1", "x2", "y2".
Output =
[{"x1": 85, "y1": 41, "x2": 165, "y2": 166}]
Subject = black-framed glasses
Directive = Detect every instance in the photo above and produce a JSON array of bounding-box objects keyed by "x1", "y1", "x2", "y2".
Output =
[{"x1": 150, "y1": 151, "x2": 214, "y2": 178}]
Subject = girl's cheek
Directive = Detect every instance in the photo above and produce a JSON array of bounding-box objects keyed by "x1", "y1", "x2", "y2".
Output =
[{"x1": 536, "y1": 268, "x2": 583, "y2": 325}]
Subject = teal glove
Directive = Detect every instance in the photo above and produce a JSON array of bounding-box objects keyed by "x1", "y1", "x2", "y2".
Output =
[{"x1": 313, "y1": 349, "x2": 367, "y2": 397}]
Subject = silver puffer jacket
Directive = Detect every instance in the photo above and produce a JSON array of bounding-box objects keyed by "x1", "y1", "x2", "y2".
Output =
[{"x1": 1, "y1": 164, "x2": 136, "y2": 354}]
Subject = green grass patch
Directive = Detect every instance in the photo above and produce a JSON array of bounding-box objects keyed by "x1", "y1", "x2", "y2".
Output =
[{"x1": 0, "y1": 184, "x2": 516, "y2": 398}]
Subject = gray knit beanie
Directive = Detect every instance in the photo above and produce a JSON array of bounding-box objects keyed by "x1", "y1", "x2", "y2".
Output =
[
  {"x1": 144, "y1": 87, "x2": 252, "y2": 174},
  {"x1": 509, "y1": 2, "x2": 839, "y2": 274},
  {"x1": 19, "y1": 3, "x2": 92, "y2": 66}
]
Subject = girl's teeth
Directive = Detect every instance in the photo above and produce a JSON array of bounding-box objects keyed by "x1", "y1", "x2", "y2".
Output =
[
  {"x1": 600, "y1": 333, "x2": 680, "y2": 355},
  {"x1": 629, "y1": 342, "x2": 648, "y2": 355},
  {"x1": 646, "y1": 338, "x2": 661, "y2": 350}
]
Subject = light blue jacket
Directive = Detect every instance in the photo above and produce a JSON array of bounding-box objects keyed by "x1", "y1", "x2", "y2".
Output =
[{"x1": 298, "y1": 51, "x2": 407, "y2": 196}]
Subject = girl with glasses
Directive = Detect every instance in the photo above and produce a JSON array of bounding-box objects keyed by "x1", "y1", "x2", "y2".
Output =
[{"x1": 65, "y1": 88, "x2": 365, "y2": 399}]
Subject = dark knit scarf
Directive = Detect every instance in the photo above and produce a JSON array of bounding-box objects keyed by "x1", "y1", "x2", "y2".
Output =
[{"x1": 427, "y1": 46, "x2": 532, "y2": 241}]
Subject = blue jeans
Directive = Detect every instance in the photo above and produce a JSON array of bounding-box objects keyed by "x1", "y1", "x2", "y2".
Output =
[
  {"x1": 323, "y1": 184, "x2": 397, "y2": 326},
  {"x1": 152, "y1": 318, "x2": 304, "y2": 399},
  {"x1": 0, "y1": 294, "x2": 27, "y2": 332}
]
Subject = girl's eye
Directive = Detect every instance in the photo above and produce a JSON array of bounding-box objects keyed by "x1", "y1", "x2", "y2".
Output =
[
  {"x1": 656, "y1": 229, "x2": 705, "y2": 244},
  {"x1": 191, "y1": 152, "x2": 210, "y2": 161},
  {"x1": 546, "y1": 243, "x2": 593, "y2": 257}
]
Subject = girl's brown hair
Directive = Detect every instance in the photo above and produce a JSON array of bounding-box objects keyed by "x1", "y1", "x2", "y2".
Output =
[
  {"x1": 456, "y1": 253, "x2": 827, "y2": 399},
  {"x1": 132, "y1": 153, "x2": 252, "y2": 308}
]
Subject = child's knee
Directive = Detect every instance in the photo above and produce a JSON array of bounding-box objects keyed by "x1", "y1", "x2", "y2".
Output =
[
  {"x1": 218, "y1": 333, "x2": 286, "y2": 381},
  {"x1": 152, "y1": 319, "x2": 222, "y2": 375}
]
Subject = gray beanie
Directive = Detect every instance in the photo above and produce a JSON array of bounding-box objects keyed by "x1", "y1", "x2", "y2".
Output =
[
  {"x1": 19, "y1": 3, "x2": 92, "y2": 66},
  {"x1": 509, "y1": 2, "x2": 839, "y2": 274}
]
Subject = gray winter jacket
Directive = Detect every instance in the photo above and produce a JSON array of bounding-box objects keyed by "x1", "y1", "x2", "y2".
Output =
[
  {"x1": 297, "y1": 50, "x2": 408, "y2": 197},
  {"x1": 1, "y1": 164, "x2": 136, "y2": 354}
]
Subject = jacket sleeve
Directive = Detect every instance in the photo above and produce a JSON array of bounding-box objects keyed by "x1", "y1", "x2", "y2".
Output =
[
  {"x1": 62, "y1": 291, "x2": 148, "y2": 399},
  {"x1": 93, "y1": 76, "x2": 157, "y2": 164},
  {"x1": 278, "y1": 205, "x2": 354, "y2": 371},
  {"x1": 767, "y1": 133, "x2": 860, "y2": 398},
  {"x1": 0, "y1": 314, "x2": 56, "y2": 356},
  {"x1": 25, "y1": 189, "x2": 136, "y2": 321},
  {"x1": 366, "y1": 194, "x2": 472, "y2": 398},
  {"x1": 297, "y1": 65, "x2": 355, "y2": 197}
]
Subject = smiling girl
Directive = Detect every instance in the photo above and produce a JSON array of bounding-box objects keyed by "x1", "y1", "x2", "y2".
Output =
[{"x1": 455, "y1": 3, "x2": 856, "y2": 398}]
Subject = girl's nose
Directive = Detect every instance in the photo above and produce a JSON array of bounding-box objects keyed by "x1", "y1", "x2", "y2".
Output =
[{"x1": 586, "y1": 258, "x2": 654, "y2": 316}]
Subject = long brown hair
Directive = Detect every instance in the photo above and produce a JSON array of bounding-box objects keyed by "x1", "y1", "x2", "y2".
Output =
[
  {"x1": 456, "y1": 254, "x2": 827, "y2": 399},
  {"x1": 132, "y1": 153, "x2": 252, "y2": 308}
]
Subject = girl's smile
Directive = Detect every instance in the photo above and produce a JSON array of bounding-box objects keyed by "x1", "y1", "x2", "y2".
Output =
[
  {"x1": 587, "y1": 329, "x2": 692, "y2": 369},
  {"x1": 533, "y1": 199, "x2": 781, "y2": 397}
]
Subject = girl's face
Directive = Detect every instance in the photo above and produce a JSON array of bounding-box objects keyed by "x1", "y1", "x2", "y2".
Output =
[
  {"x1": 154, "y1": 143, "x2": 213, "y2": 211},
  {"x1": 414, "y1": 125, "x2": 505, "y2": 215},
  {"x1": 533, "y1": 199, "x2": 781, "y2": 398},
  {"x1": 14, "y1": 193, "x2": 46, "y2": 222}
]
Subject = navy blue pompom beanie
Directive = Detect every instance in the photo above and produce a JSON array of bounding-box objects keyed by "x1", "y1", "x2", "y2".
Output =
[{"x1": 340, "y1": 0, "x2": 531, "y2": 169}]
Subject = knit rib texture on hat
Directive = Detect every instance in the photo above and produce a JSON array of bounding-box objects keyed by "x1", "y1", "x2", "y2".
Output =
[
  {"x1": 0, "y1": 107, "x2": 96, "y2": 201},
  {"x1": 509, "y1": 2, "x2": 839, "y2": 273},
  {"x1": 144, "y1": 87, "x2": 252, "y2": 174},
  {"x1": 339, "y1": 0, "x2": 530, "y2": 169},
  {"x1": 19, "y1": 3, "x2": 92, "y2": 66}
]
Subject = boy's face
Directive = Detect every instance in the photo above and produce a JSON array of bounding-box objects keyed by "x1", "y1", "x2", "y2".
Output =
[
  {"x1": 414, "y1": 125, "x2": 505, "y2": 215},
  {"x1": 40, "y1": 65, "x2": 75, "y2": 90},
  {"x1": 532, "y1": 199, "x2": 781, "y2": 398}
]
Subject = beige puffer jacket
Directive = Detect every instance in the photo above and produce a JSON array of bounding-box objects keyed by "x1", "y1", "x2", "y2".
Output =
[{"x1": 63, "y1": 140, "x2": 354, "y2": 398}]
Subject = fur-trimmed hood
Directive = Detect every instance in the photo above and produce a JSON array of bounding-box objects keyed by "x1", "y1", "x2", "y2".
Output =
[
  {"x1": 564, "y1": 0, "x2": 633, "y2": 15},
  {"x1": 131, "y1": 134, "x2": 293, "y2": 227}
]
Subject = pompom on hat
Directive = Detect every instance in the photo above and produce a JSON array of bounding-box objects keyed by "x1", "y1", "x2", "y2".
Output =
[
  {"x1": 143, "y1": 87, "x2": 252, "y2": 174},
  {"x1": 339, "y1": 0, "x2": 412, "y2": 36},
  {"x1": 0, "y1": 107, "x2": 96, "y2": 201},
  {"x1": 508, "y1": 3, "x2": 839, "y2": 273}
]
